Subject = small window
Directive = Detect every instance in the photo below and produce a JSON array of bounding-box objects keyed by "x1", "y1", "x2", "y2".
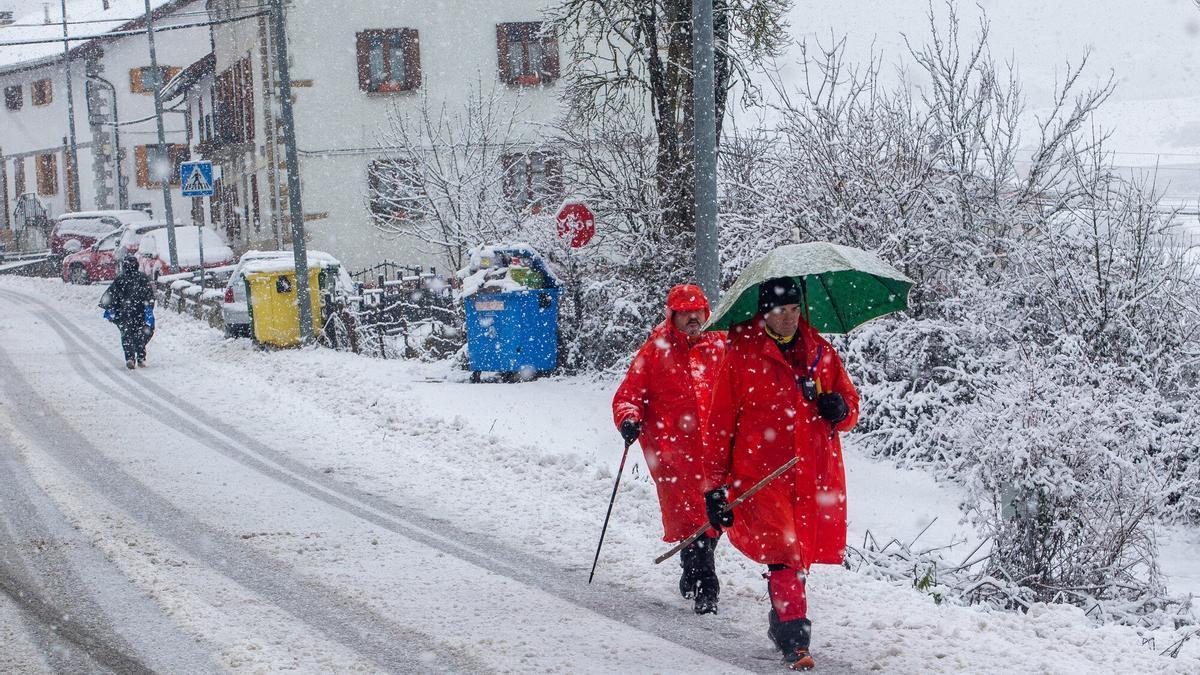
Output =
[
  {"x1": 356, "y1": 29, "x2": 421, "y2": 93},
  {"x1": 31, "y1": 79, "x2": 52, "y2": 106},
  {"x1": 130, "y1": 66, "x2": 179, "y2": 94},
  {"x1": 368, "y1": 159, "x2": 422, "y2": 224},
  {"x1": 4, "y1": 85, "x2": 21, "y2": 111},
  {"x1": 135, "y1": 144, "x2": 190, "y2": 188},
  {"x1": 502, "y1": 151, "x2": 562, "y2": 212},
  {"x1": 36, "y1": 153, "x2": 58, "y2": 196},
  {"x1": 496, "y1": 22, "x2": 559, "y2": 86}
]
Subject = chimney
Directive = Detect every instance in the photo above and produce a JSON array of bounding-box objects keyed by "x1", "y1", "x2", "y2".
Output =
[{"x1": 43, "y1": 3, "x2": 51, "y2": 25}]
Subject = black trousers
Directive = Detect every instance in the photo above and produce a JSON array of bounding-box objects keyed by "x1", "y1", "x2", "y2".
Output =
[{"x1": 118, "y1": 322, "x2": 149, "y2": 361}]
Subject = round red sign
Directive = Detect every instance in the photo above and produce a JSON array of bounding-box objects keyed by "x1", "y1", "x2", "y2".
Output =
[{"x1": 555, "y1": 200, "x2": 596, "y2": 248}]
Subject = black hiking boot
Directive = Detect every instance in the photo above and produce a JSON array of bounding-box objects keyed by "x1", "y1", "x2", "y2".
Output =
[
  {"x1": 692, "y1": 535, "x2": 720, "y2": 615},
  {"x1": 772, "y1": 617, "x2": 813, "y2": 669},
  {"x1": 125, "y1": 359, "x2": 136, "y2": 370},
  {"x1": 678, "y1": 540, "x2": 701, "y2": 600}
]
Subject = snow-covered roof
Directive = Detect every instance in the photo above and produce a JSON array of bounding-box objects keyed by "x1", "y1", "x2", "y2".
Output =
[
  {"x1": 161, "y1": 51, "x2": 212, "y2": 101},
  {"x1": 0, "y1": 0, "x2": 184, "y2": 74}
]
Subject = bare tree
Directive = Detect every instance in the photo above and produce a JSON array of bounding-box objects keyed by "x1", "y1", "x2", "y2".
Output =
[
  {"x1": 550, "y1": 0, "x2": 792, "y2": 240},
  {"x1": 371, "y1": 81, "x2": 545, "y2": 271}
]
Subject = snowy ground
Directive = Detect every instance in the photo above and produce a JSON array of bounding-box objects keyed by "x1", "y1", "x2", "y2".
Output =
[{"x1": 0, "y1": 275, "x2": 1198, "y2": 673}]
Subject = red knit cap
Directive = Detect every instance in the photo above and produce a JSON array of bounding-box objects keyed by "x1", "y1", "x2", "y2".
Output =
[{"x1": 666, "y1": 284, "x2": 710, "y2": 313}]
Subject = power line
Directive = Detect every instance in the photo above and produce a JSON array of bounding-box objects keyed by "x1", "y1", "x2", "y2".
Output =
[
  {"x1": 0, "y1": 7, "x2": 265, "y2": 28},
  {"x1": 0, "y1": 11, "x2": 267, "y2": 48}
]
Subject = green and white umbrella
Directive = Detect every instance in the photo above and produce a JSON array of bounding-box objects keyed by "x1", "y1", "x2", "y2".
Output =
[{"x1": 705, "y1": 242, "x2": 914, "y2": 333}]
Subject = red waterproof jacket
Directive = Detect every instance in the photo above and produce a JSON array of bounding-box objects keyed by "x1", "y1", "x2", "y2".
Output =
[
  {"x1": 702, "y1": 315, "x2": 859, "y2": 570},
  {"x1": 613, "y1": 318, "x2": 727, "y2": 542}
]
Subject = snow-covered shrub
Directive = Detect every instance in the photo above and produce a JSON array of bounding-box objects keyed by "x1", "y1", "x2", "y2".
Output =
[{"x1": 716, "y1": 4, "x2": 1200, "y2": 624}]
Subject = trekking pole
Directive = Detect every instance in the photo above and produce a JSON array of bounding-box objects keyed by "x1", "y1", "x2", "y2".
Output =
[
  {"x1": 588, "y1": 439, "x2": 634, "y2": 584},
  {"x1": 654, "y1": 456, "x2": 800, "y2": 565}
]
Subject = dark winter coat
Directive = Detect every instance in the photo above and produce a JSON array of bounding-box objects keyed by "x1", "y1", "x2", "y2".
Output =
[
  {"x1": 106, "y1": 268, "x2": 154, "y2": 327},
  {"x1": 702, "y1": 315, "x2": 859, "y2": 570},
  {"x1": 613, "y1": 314, "x2": 727, "y2": 542}
]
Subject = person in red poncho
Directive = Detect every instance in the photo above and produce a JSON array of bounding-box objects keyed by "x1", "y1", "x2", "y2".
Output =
[
  {"x1": 612, "y1": 284, "x2": 728, "y2": 614},
  {"x1": 701, "y1": 276, "x2": 859, "y2": 671}
]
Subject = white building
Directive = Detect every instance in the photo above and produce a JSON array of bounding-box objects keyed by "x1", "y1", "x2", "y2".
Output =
[
  {"x1": 0, "y1": 0, "x2": 209, "y2": 246},
  {"x1": 204, "y1": 0, "x2": 566, "y2": 273}
]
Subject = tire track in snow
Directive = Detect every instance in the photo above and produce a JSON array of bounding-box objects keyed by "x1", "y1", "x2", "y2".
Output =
[
  {"x1": 4, "y1": 285, "x2": 856, "y2": 674},
  {"x1": 0, "y1": 289, "x2": 484, "y2": 673}
]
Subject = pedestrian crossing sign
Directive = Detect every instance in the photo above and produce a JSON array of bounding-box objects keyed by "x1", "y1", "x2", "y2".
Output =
[{"x1": 180, "y1": 161, "x2": 214, "y2": 197}]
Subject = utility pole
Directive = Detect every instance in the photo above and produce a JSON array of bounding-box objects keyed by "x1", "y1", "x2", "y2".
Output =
[
  {"x1": 143, "y1": 0, "x2": 179, "y2": 272},
  {"x1": 270, "y1": 0, "x2": 313, "y2": 342},
  {"x1": 692, "y1": 0, "x2": 720, "y2": 303},
  {"x1": 59, "y1": 0, "x2": 81, "y2": 211}
]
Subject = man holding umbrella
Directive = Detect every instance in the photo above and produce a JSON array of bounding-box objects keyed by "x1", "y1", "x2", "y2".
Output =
[
  {"x1": 697, "y1": 243, "x2": 911, "y2": 670},
  {"x1": 612, "y1": 284, "x2": 728, "y2": 614}
]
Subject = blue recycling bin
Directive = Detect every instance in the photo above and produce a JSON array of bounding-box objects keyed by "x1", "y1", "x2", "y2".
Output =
[{"x1": 464, "y1": 288, "x2": 559, "y2": 379}]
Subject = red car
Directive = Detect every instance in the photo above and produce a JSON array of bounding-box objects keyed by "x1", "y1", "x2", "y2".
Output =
[
  {"x1": 50, "y1": 210, "x2": 152, "y2": 261},
  {"x1": 62, "y1": 222, "x2": 169, "y2": 284},
  {"x1": 135, "y1": 226, "x2": 235, "y2": 279}
]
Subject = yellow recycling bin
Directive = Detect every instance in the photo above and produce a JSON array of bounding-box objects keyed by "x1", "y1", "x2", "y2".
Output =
[{"x1": 245, "y1": 267, "x2": 324, "y2": 347}]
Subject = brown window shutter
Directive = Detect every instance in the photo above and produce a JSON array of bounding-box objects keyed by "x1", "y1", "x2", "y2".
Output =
[
  {"x1": 403, "y1": 29, "x2": 421, "y2": 90},
  {"x1": 543, "y1": 30, "x2": 560, "y2": 81},
  {"x1": 242, "y1": 58, "x2": 254, "y2": 142},
  {"x1": 14, "y1": 157, "x2": 25, "y2": 196},
  {"x1": 356, "y1": 31, "x2": 372, "y2": 91},
  {"x1": 129, "y1": 67, "x2": 142, "y2": 93},
  {"x1": 496, "y1": 25, "x2": 512, "y2": 84},
  {"x1": 36, "y1": 154, "x2": 58, "y2": 196},
  {"x1": 135, "y1": 145, "x2": 149, "y2": 188}
]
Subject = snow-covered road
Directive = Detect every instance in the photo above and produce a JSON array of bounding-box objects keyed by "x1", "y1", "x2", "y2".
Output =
[
  {"x1": 0, "y1": 276, "x2": 1196, "y2": 673},
  {"x1": 0, "y1": 283, "x2": 792, "y2": 672}
]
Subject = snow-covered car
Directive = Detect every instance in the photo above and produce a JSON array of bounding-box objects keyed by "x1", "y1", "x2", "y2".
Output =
[
  {"x1": 221, "y1": 249, "x2": 354, "y2": 338},
  {"x1": 50, "y1": 209, "x2": 152, "y2": 261},
  {"x1": 61, "y1": 221, "x2": 172, "y2": 284},
  {"x1": 136, "y1": 226, "x2": 235, "y2": 279}
]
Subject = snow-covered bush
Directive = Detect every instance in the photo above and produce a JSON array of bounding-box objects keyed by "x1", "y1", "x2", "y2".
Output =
[{"x1": 717, "y1": 4, "x2": 1200, "y2": 624}]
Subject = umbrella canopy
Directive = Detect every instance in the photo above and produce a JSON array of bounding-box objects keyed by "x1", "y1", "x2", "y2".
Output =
[{"x1": 705, "y1": 242, "x2": 914, "y2": 333}]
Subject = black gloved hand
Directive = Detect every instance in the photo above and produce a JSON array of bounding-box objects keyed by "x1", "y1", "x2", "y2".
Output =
[
  {"x1": 816, "y1": 392, "x2": 849, "y2": 424},
  {"x1": 704, "y1": 488, "x2": 734, "y2": 530},
  {"x1": 620, "y1": 419, "x2": 641, "y2": 446}
]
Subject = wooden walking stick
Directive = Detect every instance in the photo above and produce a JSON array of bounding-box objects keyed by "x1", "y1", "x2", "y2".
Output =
[
  {"x1": 654, "y1": 456, "x2": 800, "y2": 564},
  {"x1": 588, "y1": 439, "x2": 634, "y2": 583}
]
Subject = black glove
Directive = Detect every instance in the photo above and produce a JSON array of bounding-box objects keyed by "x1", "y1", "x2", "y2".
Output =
[
  {"x1": 620, "y1": 419, "x2": 641, "y2": 446},
  {"x1": 817, "y1": 392, "x2": 849, "y2": 424},
  {"x1": 704, "y1": 488, "x2": 734, "y2": 530}
]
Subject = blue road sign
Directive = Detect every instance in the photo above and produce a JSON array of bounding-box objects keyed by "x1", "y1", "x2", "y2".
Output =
[{"x1": 180, "y1": 161, "x2": 214, "y2": 197}]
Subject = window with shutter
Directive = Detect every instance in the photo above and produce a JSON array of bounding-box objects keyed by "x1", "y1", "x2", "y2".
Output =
[
  {"x1": 135, "y1": 144, "x2": 190, "y2": 188},
  {"x1": 502, "y1": 151, "x2": 563, "y2": 213},
  {"x1": 355, "y1": 29, "x2": 421, "y2": 93},
  {"x1": 35, "y1": 153, "x2": 57, "y2": 196},
  {"x1": 4, "y1": 85, "x2": 21, "y2": 111},
  {"x1": 31, "y1": 79, "x2": 52, "y2": 106},
  {"x1": 496, "y1": 22, "x2": 559, "y2": 86},
  {"x1": 130, "y1": 65, "x2": 179, "y2": 94}
]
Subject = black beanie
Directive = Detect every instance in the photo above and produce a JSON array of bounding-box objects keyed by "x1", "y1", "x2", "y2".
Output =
[{"x1": 758, "y1": 276, "x2": 801, "y2": 314}]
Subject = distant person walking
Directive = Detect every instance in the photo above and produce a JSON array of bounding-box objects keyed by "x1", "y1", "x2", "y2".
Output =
[
  {"x1": 102, "y1": 255, "x2": 155, "y2": 369},
  {"x1": 612, "y1": 284, "x2": 728, "y2": 613}
]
